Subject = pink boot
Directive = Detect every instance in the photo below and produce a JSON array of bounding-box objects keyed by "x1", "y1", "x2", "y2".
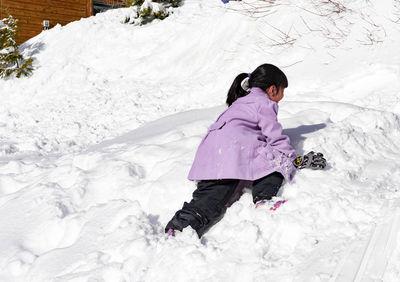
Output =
[{"x1": 255, "y1": 199, "x2": 287, "y2": 211}]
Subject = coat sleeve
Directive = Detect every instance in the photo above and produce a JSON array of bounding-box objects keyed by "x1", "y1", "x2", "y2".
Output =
[
  {"x1": 257, "y1": 101, "x2": 297, "y2": 182},
  {"x1": 257, "y1": 101, "x2": 296, "y2": 158}
]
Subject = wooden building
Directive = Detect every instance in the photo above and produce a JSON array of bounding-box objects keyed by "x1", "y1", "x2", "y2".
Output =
[{"x1": 0, "y1": 0, "x2": 126, "y2": 44}]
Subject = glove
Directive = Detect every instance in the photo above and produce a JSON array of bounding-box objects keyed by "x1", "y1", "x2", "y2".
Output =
[{"x1": 293, "y1": 151, "x2": 326, "y2": 170}]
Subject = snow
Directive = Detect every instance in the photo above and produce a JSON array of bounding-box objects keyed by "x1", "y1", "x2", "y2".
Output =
[{"x1": 1, "y1": 0, "x2": 400, "y2": 281}]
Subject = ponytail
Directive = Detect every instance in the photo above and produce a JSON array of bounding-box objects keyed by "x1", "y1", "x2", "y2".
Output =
[
  {"x1": 226, "y1": 73, "x2": 249, "y2": 106},
  {"x1": 226, "y1": 64, "x2": 288, "y2": 106}
]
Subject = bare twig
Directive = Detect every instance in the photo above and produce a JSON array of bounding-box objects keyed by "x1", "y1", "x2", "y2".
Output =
[
  {"x1": 300, "y1": 16, "x2": 323, "y2": 33},
  {"x1": 280, "y1": 60, "x2": 303, "y2": 68},
  {"x1": 361, "y1": 13, "x2": 380, "y2": 28},
  {"x1": 258, "y1": 23, "x2": 297, "y2": 47},
  {"x1": 226, "y1": 0, "x2": 390, "y2": 49},
  {"x1": 357, "y1": 27, "x2": 384, "y2": 45},
  {"x1": 225, "y1": 0, "x2": 281, "y2": 18}
]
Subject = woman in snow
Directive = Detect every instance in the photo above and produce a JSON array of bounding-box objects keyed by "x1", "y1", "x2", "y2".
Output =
[{"x1": 165, "y1": 63, "x2": 326, "y2": 238}]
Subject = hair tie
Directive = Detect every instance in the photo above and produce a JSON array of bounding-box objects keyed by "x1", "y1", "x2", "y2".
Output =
[
  {"x1": 248, "y1": 73, "x2": 251, "y2": 78},
  {"x1": 241, "y1": 77, "x2": 251, "y2": 92}
]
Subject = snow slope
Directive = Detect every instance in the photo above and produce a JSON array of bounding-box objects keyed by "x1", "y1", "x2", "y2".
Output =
[{"x1": 1, "y1": 0, "x2": 400, "y2": 281}]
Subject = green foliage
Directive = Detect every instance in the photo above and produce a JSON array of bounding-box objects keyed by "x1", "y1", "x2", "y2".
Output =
[
  {"x1": 0, "y1": 15, "x2": 34, "y2": 78},
  {"x1": 139, "y1": 6, "x2": 153, "y2": 18},
  {"x1": 164, "y1": 0, "x2": 182, "y2": 8},
  {"x1": 125, "y1": 0, "x2": 182, "y2": 25},
  {"x1": 126, "y1": 0, "x2": 145, "y2": 6},
  {"x1": 16, "y1": 57, "x2": 34, "y2": 78},
  {"x1": 153, "y1": 9, "x2": 169, "y2": 20}
]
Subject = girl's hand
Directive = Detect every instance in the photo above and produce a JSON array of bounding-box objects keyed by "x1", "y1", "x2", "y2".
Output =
[{"x1": 293, "y1": 151, "x2": 326, "y2": 170}]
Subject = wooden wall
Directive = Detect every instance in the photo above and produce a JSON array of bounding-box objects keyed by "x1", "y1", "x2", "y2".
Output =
[
  {"x1": 0, "y1": 0, "x2": 95, "y2": 44},
  {"x1": 98, "y1": 0, "x2": 126, "y2": 5}
]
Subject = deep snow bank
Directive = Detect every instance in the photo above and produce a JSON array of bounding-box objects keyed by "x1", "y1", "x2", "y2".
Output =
[{"x1": 1, "y1": 0, "x2": 400, "y2": 281}]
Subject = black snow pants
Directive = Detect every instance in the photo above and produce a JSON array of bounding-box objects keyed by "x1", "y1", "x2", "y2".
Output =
[{"x1": 165, "y1": 172, "x2": 284, "y2": 238}]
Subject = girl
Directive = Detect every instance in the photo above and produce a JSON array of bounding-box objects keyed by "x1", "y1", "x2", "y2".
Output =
[{"x1": 165, "y1": 64, "x2": 325, "y2": 238}]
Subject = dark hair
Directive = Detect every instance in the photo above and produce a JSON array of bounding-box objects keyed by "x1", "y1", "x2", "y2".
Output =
[{"x1": 226, "y1": 64, "x2": 288, "y2": 106}]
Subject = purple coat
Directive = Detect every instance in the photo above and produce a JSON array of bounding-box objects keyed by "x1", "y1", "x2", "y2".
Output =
[{"x1": 188, "y1": 87, "x2": 296, "y2": 182}]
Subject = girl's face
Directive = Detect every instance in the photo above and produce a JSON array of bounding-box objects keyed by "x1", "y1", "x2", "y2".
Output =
[{"x1": 266, "y1": 85, "x2": 285, "y2": 103}]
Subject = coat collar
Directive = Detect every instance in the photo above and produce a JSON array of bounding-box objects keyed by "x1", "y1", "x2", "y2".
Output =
[
  {"x1": 249, "y1": 87, "x2": 268, "y2": 97},
  {"x1": 233, "y1": 87, "x2": 273, "y2": 105},
  {"x1": 247, "y1": 87, "x2": 276, "y2": 106}
]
